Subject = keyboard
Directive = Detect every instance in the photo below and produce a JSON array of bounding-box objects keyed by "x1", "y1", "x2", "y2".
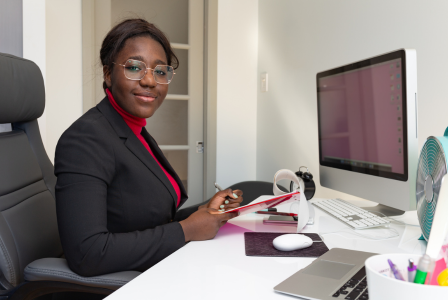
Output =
[
  {"x1": 312, "y1": 198, "x2": 390, "y2": 230},
  {"x1": 332, "y1": 267, "x2": 369, "y2": 299}
]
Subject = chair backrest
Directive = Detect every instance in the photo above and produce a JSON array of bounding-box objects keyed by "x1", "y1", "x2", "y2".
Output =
[
  {"x1": 0, "y1": 53, "x2": 63, "y2": 286},
  {"x1": 227, "y1": 181, "x2": 289, "y2": 207}
]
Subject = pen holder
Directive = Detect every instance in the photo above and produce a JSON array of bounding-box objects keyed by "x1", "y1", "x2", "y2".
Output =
[{"x1": 365, "y1": 253, "x2": 448, "y2": 300}]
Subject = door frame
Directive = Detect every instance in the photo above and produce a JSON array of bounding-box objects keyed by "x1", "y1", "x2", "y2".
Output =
[{"x1": 203, "y1": 0, "x2": 218, "y2": 200}]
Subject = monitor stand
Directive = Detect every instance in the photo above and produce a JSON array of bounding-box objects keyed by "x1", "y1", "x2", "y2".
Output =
[{"x1": 360, "y1": 203, "x2": 405, "y2": 217}]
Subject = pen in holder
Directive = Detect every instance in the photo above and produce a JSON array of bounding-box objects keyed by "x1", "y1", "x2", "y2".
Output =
[{"x1": 365, "y1": 254, "x2": 448, "y2": 300}]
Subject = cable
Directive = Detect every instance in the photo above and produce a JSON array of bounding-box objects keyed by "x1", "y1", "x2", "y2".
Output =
[
  {"x1": 314, "y1": 206, "x2": 420, "y2": 241},
  {"x1": 318, "y1": 211, "x2": 404, "y2": 240},
  {"x1": 319, "y1": 210, "x2": 422, "y2": 240},
  {"x1": 364, "y1": 210, "x2": 420, "y2": 227},
  {"x1": 319, "y1": 227, "x2": 400, "y2": 240},
  {"x1": 387, "y1": 217, "x2": 420, "y2": 227}
]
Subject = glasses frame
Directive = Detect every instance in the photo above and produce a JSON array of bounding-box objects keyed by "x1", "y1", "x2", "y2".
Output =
[{"x1": 113, "y1": 59, "x2": 175, "y2": 84}]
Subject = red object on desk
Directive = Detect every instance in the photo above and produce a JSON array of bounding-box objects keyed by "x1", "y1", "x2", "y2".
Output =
[
  {"x1": 429, "y1": 258, "x2": 447, "y2": 285},
  {"x1": 220, "y1": 191, "x2": 300, "y2": 216},
  {"x1": 255, "y1": 211, "x2": 298, "y2": 217}
]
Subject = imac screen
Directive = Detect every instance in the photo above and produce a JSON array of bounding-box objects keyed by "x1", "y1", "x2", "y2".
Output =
[{"x1": 317, "y1": 51, "x2": 408, "y2": 181}]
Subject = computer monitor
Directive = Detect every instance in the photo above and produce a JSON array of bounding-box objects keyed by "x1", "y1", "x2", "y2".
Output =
[{"x1": 317, "y1": 49, "x2": 418, "y2": 215}]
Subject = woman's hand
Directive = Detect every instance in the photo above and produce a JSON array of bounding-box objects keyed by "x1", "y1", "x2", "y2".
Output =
[
  {"x1": 179, "y1": 189, "x2": 243, "y2": 242},
  {"x1": 200, "y1": 189, "x2": 243, "y2": 211},
  {"x1": 179, "y1": 208, "x2": 239, "y2": 242}
]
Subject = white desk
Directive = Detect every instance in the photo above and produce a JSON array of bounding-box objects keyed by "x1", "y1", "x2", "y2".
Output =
[{"x1": 105, "y1": 198, "x2": 426, "y2": 299}]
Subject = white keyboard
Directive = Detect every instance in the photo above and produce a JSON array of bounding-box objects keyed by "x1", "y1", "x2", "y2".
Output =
[{"x1": 312, "y1": 198, "x2": 390, "y2": 230}]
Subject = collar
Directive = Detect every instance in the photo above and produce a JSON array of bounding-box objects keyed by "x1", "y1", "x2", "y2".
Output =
[{"x1": 106, "y1": 88, "x2": 146, "y2": 136}]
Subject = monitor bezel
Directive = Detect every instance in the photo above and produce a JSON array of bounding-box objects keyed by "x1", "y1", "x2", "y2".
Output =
[{"x1": 316, "y1": 50, "x2": 408, "y2": 182}]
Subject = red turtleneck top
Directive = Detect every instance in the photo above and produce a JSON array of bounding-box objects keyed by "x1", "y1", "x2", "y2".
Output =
[{"x1": 106, "y1": 89, "x2": 181, "y2": 207}]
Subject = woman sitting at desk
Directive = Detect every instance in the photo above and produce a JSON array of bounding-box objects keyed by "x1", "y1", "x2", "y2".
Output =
[{"x1": 55, "y1": 19, "x2": 242, "y2": 277}]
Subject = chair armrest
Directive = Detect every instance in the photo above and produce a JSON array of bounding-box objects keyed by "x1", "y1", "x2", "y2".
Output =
[
  {"x1": 0, "y1": 267, "x2": 13, "y2": 290},
  {"x1": 24, "y1": 258, "x2": 141, "y2": 290}
]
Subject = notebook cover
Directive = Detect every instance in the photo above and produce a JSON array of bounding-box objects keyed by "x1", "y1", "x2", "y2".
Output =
[
  {"x1": 244, "y1": 232, "x2": 329, "y2": 257},
  {"x1": 220, "y1": 192, "x2": 300, "y2": 216}
]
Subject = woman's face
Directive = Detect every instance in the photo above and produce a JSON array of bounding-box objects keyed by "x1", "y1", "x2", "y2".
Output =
[{"x1": 105, "y1": 36, "x2": 169, "y2": 118}]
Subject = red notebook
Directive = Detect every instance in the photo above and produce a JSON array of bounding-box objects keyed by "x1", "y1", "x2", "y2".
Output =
[{"x1": 219, "y1": 191, "x2": 300, "y2": 216}]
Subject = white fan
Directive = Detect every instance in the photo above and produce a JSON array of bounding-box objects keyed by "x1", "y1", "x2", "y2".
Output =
[{"x1": 416, "y1": 128, "x2": 448, "y2": 241}]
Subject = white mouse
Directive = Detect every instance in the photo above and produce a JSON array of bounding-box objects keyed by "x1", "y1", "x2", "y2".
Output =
[{"x1": 272, "y1": 234, "x2": 313, "y2": 251}]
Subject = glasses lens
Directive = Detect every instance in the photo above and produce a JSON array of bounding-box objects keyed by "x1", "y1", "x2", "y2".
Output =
[
  {"x1": 154, "y1": 65, "x2": 174, "y2": 84},
  {"x1": 124, "y1": 60, "x2": 146, "y2": 80}
]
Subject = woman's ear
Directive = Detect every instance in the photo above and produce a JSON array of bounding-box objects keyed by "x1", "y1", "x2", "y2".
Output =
[{"x1": 103, "y1": 65, "x2": 112, "y2": 89}]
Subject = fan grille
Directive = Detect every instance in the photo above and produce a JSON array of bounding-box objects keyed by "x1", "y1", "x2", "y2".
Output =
[{"x1": 416, "y1": 137, "x2": 447, "y2": 241}]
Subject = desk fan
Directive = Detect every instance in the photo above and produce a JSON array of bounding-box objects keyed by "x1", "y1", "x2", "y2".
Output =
[{"x1": 416, "y1": 128, "x2": 448, "y2": 241}]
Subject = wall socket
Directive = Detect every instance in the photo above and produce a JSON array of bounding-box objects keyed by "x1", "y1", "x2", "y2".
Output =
[{"x1": 261, "y1": 72, "x2": 268, "y2": 92}]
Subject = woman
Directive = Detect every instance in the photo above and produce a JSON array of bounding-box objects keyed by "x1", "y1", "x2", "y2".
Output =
[{"x1": 54, "y1": 19, "x2": 242, "y2": 277}]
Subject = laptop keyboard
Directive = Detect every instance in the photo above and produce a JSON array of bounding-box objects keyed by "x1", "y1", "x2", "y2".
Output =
[{"x1": 332, "y1": 267, "x2": 368, "y2": 300}]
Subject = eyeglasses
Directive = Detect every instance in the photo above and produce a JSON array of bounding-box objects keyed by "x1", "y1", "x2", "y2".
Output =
[{"x1": 113, "y1": 59, "x2": 175, "y2": 84}]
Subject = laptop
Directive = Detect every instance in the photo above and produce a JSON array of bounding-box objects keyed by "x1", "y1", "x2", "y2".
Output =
[{"x1": 274, "y1": 248, "x2": 376, "y2": 300}]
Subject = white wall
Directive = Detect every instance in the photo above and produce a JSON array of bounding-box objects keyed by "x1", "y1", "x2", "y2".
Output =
[
  {"x1": 23, "y1": 0, "x2": 47, "y2": 146},
  {"x1": 0, "y1": 0, "x2": 22, "y2": 133},
  {"x1": 21, "y1": 0, "x2": 83, "y2": 161},
  {"x1": 45, "y1": 0, "x2": 83, "y2": 162},
  {"x1": 257, "y1": 0, "x2": 448, "y2": 200},
  {"x1": 215, "y1": 0, "x2": 259, "y2": 187}
]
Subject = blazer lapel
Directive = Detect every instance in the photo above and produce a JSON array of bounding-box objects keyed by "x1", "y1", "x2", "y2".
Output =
[
  {"x1": 97, "y1": 98, "x2": 177, "y2": 205},
  {"x1": 141, "y1": 128, "x2": 189, "y2": 208}
]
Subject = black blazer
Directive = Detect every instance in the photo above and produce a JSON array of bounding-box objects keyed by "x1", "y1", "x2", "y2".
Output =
[{"x1": 54, "y1": 97, "x2": 200, "y2": 277}]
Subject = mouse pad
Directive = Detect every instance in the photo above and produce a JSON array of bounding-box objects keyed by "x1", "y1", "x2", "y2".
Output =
[{"x1": 244, "y1": 232, "x2": 329, "y2": 257}]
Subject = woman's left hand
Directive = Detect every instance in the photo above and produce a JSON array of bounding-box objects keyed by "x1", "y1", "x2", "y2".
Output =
[{"x1": 201, "y1": 189, "x2": 243, "y2": 211}]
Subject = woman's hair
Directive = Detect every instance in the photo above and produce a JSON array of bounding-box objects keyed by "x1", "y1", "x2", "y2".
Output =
[{"x1": 100, "y1": 18, "x2": 179, "y2": 91}]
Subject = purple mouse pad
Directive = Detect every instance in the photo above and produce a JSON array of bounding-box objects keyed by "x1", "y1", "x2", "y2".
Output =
[{"x1": 244, "y1": 232, "x2": 329, "y2": 257}]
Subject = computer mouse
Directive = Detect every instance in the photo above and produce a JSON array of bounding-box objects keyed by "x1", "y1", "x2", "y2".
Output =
[{"x1": 272, "y1": 234, "x2": 313, "y2": 251}]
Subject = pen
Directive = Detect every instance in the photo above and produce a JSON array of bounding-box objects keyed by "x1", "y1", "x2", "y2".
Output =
[
  {"x1": 255, "y1": 211, "x2": 298, "y2": 217},
  {"x1": 407, "y1": 259, "x2": 416, "y2": 282},
  {"x1": 214, "y1": 182, "x2": 238, "y2": 210},
  {"x1": 388, "y1": 259, "x2": 405, "y2": 281},
  {"x1": 262, "y1": 208, "x2": 277, "y2": 212},
  {"x1": 414, "y1": 254, "x2": 433, "y2": 284}
]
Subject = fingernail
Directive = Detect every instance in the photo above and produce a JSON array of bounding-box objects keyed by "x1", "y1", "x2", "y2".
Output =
[
  {"x1": 233, "y1": 193, "x2": 238, "y2": 198},
  {"x1": 224, "y1": 200, "x2": 229, "y2": 204},
  {"x1": 220, "y1": 205, "x2": 225, "y2": 209}
]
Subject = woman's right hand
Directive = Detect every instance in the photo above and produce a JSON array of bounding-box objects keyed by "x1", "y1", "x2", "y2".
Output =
[{"x1": 179, "y1": 208, "x2": 239, "y2": 242}]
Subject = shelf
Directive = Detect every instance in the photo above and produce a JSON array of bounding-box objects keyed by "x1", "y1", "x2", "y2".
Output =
[
  {"x1": 165, "y1": 94, "x2": 190, "y2": 100},
  {"x1": 170, "y1": 43, "x2": 190, "y2": 50},
  {"x1": 159, "y1": 145, "x2": 190, "y2": 150}
]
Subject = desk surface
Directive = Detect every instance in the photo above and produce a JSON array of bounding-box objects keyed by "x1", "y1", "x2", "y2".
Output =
[{"x1": 105, "y1": 198, "x2": 426, "y2": 300}]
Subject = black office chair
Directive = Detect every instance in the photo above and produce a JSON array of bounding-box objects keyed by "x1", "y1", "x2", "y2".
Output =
[
  {"x1": 0, "y1": 53, "x2": 140, "y2": 300},
  {"x1": 225, "y1": 181, "x2": 289, "y2": 206}
]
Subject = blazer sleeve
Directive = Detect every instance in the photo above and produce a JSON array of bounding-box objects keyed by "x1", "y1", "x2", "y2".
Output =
[{"x1": 54, "y1": 117, "x2": 186, "y2": 277}]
